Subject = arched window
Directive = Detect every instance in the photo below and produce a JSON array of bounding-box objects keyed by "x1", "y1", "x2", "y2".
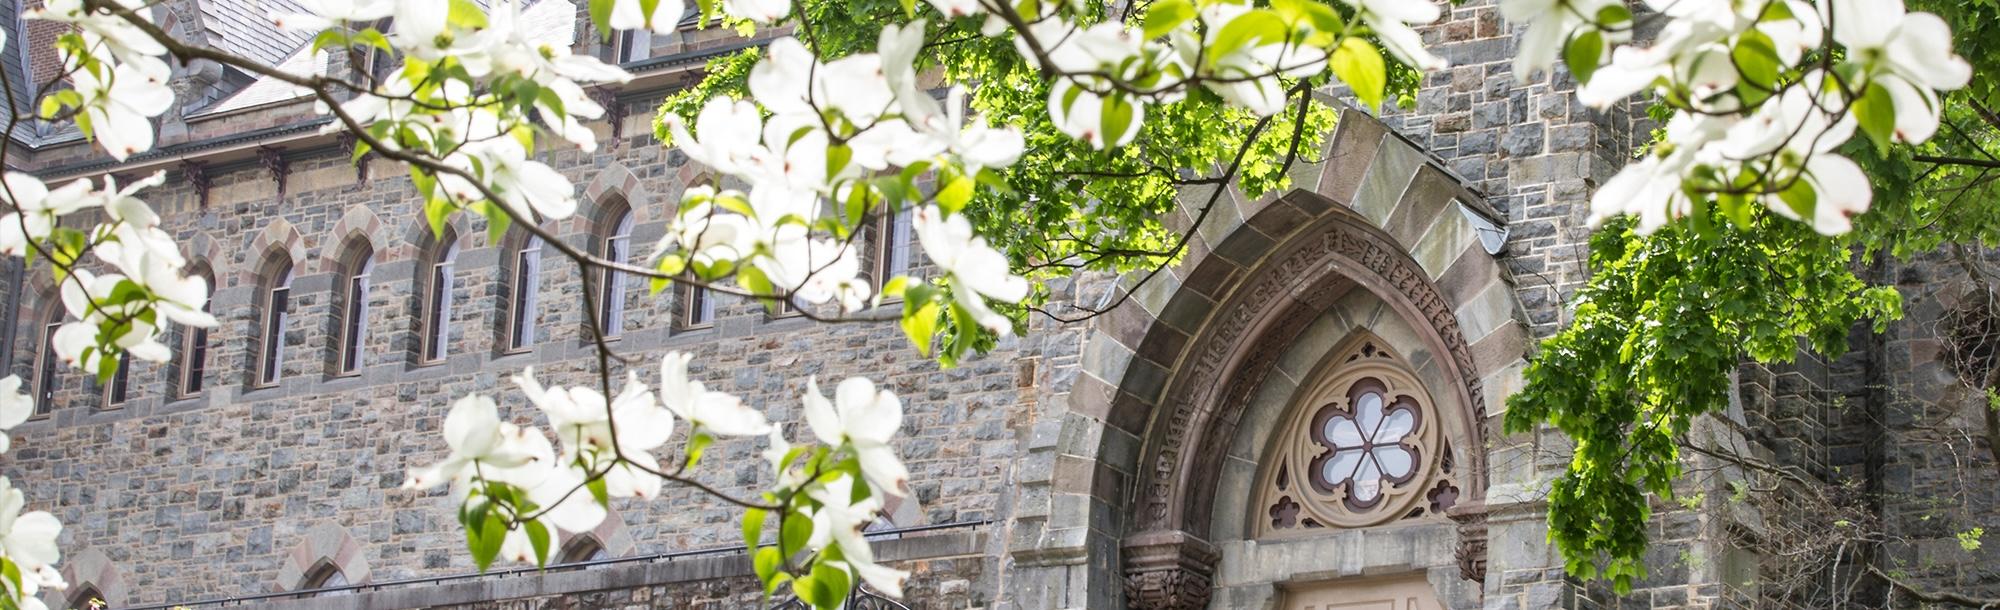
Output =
[
  {"x1": 299, "y1": 561, "x2": 351, "y2": 597},
  {"x1": 680, "y1": 283, "x2": 714, "y2": 330},
  {"x1": 507, "y1": 234, "x2": 544, "y2": 351},
  {"x1": 873, "y1": 207, "x2": 915, "y2": 298},
  {"x1": 421, "y1": 232, "x2": 459, "y2": 364},
  {"x1": 598, "y1": 208, "x2": 634, "y2": 337},
  {"x1": 258, "y1": 258, "x2": 294, "y2": 387},
  {"x1": 102, "y1": 352, "x2": 129, "y2": 407},
  {"x1": 613, "y1": 29, "x2": 652, "y2": 63},
  {"x1": 66, "y1": 584, "x2": 105, "y2": 610},
  {"x1": 33, "y1": 315, "x2": 58, "y2": 415},
  {"x1": 337, "y1": 246, "x2": 375, "y2": 375},
  {"x1": 177, "y1": 267, "x2": 214, "y2": 398},
  {"x1": 558, "y1": 536, "x2": 610, "y2": 565},
  {"x1": 1252, "y1": 336, "x2": 1458, "y2": 538}
]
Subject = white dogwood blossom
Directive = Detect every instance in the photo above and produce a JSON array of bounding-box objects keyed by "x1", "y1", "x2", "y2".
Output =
[
  {"x1": 660, "y1": 352, "x2": 772, "y2": 437},
  {"x1": 912, "y1": 206, "x2": 1029, "y2": 335},
  {"x1": 0, "y1": 476, "x2": 63, "y2": 605},
  {"x1": 611, "y1": 0, "x2": 687, "y2": 33},
  {"x1": 802, "y1": 376, "x2": 911, "y2": 497},
  {"x1": 0, "y1": 377, "x2": 35, "y2": 454},
  {"x1": 269, "y1": 0, "x2": 395, "y2": 32},
  {"x1": 1531, "y1": 0, "x2": 1971, "y2": 234},
  {"x1": 401, "y1": 395, "x2": 552, "y2": 491},
  {"x1": 14, "y1": 0, "x2": 1979, "y2": 606}
]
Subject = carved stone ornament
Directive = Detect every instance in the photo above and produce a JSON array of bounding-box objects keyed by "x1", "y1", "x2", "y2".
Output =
[
  {"x1": 1136, "y1": 201, "x2": 1489, "y2": 538},
  {"x1": 259, "y1": 146, "x2": 290, "y2": 198},
  {"x1": 1252, "y1": 334, "x2": 1460, "y2": 537},
  {"x1": 592, "y1": 87, "x2": 627, "y2": 148},
  {"x1": 1118, "y1": 199, "x2": 1493, "y2": 594},
  {"x1": 1123, "y1": 530, "x2": 1219, "y2": 610},
  {"x1": 1448, "y1": 501, "x2": 1489, "y2": 583},
  {"x1": 179, "y1": 160, "x2": 211, "y2": 208},
  {"x1": 336, "y1": 132, "x2": 370, "y2": 181}
]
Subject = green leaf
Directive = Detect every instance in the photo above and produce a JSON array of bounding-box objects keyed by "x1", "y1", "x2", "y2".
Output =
[
  {"x1": 1142, "y1": 0, "x2": 1195, "y2": 39},
  {"x1": 448, "y1": 0, "x2": 489, "y2": 29},
  {"x1": 471, "y1": 512, "x2": 505, "y2": 571},
  {"x1": 1, "y1": 556, "x2": 20, "y2": 599},
  {"x1": 587, "y1": 476, "x2": 610, "y2": 505},
  {"x1": 1099, "y1": 94, "x2": 1137, "y2": 149},
  {"x1": 742, "y1": 507, "x2": 768, "y2": 552},
  {"x1": 1777, "y1": 175, "x2": 1817, "y2": 221},
  {"x1": 590, "y1": 0, "x2": 615, "y2": 39},
  {"x1": 480, "y1": 202, "x2": 512, "y2": 245},
  {"x1": 639, "y1": 0, "x2": 663, "y2": 28},
  {"x1": 1730, "y1": 31, "x2": 1780, "y2": 108},
  {"x1": 901, "y1": 292, "x2": 941, "y2": 356},
  {"x1": 1273, "y1": 0, "x2": 1342, "y2": 37},
  {"x1": 1854, "y1": 82, "x2": 1896, "y2": 155},
  {"x1": 1332, "y1": 37, "x2": 1386, "y2": 112},
  {"x1": 525, "y1": 520, "x2": 551, "y2": 567},
  {"x1": 754, "y1": 545, "x2": 784, "y2": 581},
  {"x1": 780, "y1": 511, "x2": 814, "y2": 555},
  {"x1": 96, "y1": 353, "x2": 118, "y2": 385},
  {"x1": 685, "y1": 432, "x2": 714, "y2": 468},
  {"x1": 806, "y1": 560, "x2": 853, "y2": 609},
  {"x1": 1208, "y1": 9, "x2": 1287, "y2": 64},
  {"x1": 1565, "y1": 29, "x2": 1604, "y2": 84},
  {"x1": 425, "y1": 198, "x2": 454, "y2": 241},
  {"x1": 1597, "y1": 4, "x2": 1633, "y2": 26},
  {"x1": 825, "y1": 144, "x2": 853, "y2": 184},
  {"x1": 937, "y1": 173, "x2": 975, "y2": 213}
]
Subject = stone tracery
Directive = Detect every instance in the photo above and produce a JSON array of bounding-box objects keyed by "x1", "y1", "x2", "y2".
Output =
[{"x1": 1253, "y1": 335, "x2": 1458, "y2": 537}]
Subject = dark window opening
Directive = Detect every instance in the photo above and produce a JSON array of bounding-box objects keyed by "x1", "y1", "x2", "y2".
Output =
[
  {"x1": 261, "y1": 262, "x2": 294, "y2": 386},
  {"x1": 509, "y1": 235, "x2": 544, "y2": 350}
]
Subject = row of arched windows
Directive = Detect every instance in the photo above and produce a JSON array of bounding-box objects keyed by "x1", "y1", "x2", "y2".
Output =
[{"x1": 23, "y1": 204, "x2": 919, "y2": 414}]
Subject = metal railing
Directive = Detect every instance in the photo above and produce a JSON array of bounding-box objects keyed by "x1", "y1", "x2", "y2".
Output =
[
  {"x1": 772, "y1": 584, "x2": 912, "y2": 610},
  {"x1": 113, "y1": 520, "x2": 988, "y2": 610}
]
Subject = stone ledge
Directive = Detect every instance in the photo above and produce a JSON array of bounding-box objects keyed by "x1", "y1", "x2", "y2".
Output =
[{"x1": 196, "y1": 529, "x2": 988, "y2": 610}]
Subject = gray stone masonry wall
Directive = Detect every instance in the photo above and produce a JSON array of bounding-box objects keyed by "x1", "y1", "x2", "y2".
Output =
[
  {"x1": 1863, "y1": 253, "x2": 2000, "y2": 605},
  {"x1": 0, "y1": 88, "x2": 1070, "y2": 606},
  {"x1": 6, "y1": 1, "x2": 1998, "y2": 608},
  {"x1": 1374, "y1": 1, "x2": 1646, "y2": 608}
]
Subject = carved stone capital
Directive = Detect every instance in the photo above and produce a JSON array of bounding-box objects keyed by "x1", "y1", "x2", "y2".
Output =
[
  {"x1": 259, "y1": 146, "x2": 290, "y2": 199},
  {"x1": 179, "y1": 161, "x2": 211, "y2": 208},
  {"x1": 1122, "y1": 529, "x2": 1218, "y2": 610},
  {"x1": 592, "y1": 87, "x2": 626, "y2": 149},
  {"x1": 1446, "y1": 500, "x2": 1489, "y2": 584}
]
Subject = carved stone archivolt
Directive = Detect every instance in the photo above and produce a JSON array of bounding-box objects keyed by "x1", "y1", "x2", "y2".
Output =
[
  {"x1": 1132, "y1": 202, "x2": 1488, "y2": 536},
  {"x1": 1119, "y1": 198, "x2": 1494, "y2": 603}
]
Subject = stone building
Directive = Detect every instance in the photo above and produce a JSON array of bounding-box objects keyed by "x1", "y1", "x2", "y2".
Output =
[{"x1": 0, "y1": 1, "x2": 1994, "y2": 609}]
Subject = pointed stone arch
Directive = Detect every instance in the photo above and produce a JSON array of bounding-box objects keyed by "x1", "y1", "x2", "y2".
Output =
[
  {"x1": 183, "y1": 230, "x2": 225, "y2": 275},
  {"x1": 240, "y1": 217, "x2": 307, "y2": 288},
  {"x1": 53, "y1": 548, "x2": 126, "y2": 609},
  {"x1": 276, "y1": 523, "x2": 371, "y2": 592},
  {"x1": 1010, "y1": 108, "x2": 1530, "y2": 609},
  {"x1": 322, "y1": 205, "x2": 386, "y2": 274},
  {"x1": 582, "y1": 162, "x2": 659, "y2": 227}
]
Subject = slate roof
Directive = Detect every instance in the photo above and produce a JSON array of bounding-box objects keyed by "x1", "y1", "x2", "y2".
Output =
[
  {"x1": 198, "y1": 0, "x2": 312, "y2": 69},
  {"x1": 199, "y1": 0, "x2": 579, "y2": 116}
]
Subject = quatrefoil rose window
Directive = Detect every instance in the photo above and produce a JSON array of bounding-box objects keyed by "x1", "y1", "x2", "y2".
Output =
[{"x1": 1254, "y1": 338, "x2": 1459, "y2": 536}]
